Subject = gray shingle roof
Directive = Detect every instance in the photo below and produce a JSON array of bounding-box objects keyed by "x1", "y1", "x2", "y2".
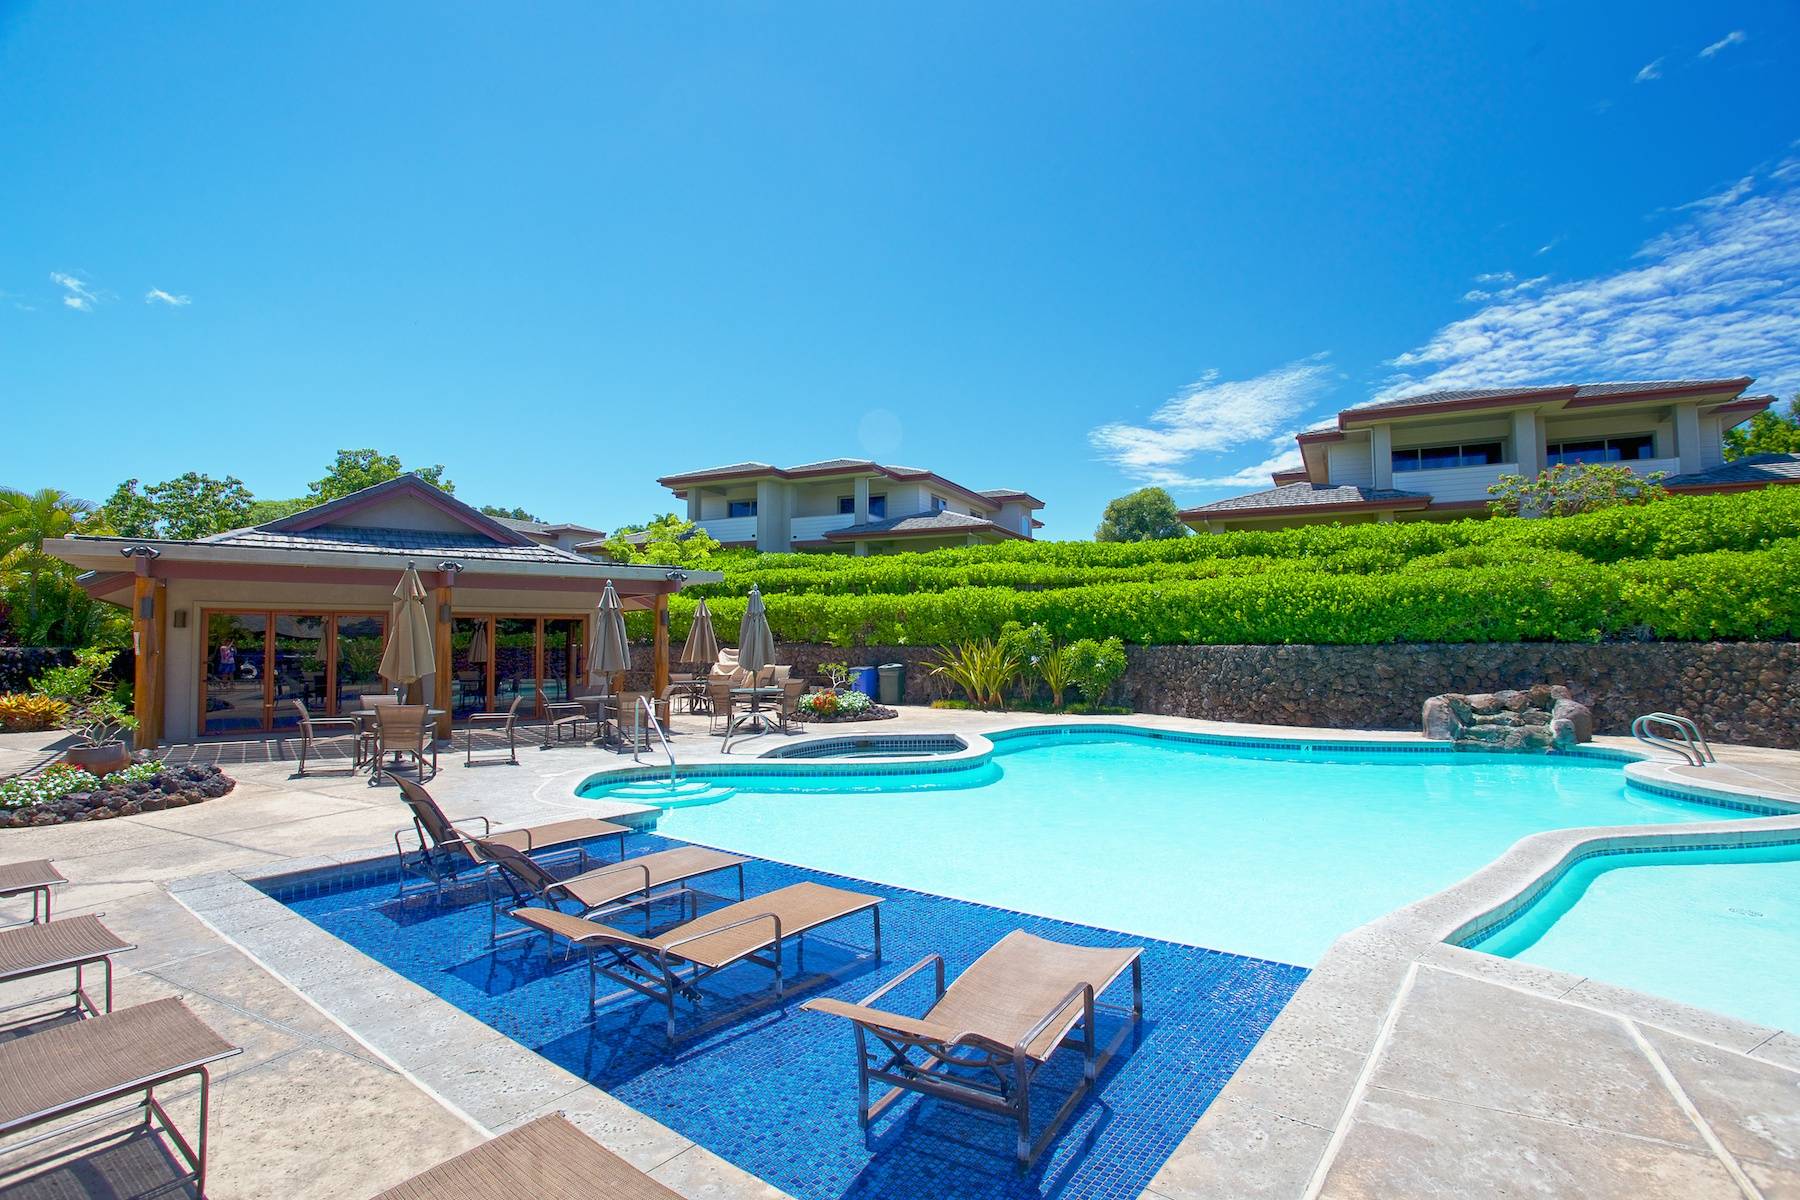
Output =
[
  {"x1": 1185, "y1": 483, "x2": 1428, "y2": 514},
  {"x1": 823, "y1": 510, "x2": 1014, "y2": 538},
  {"x1": 1349, "y1": 378, "x2": 1747, "y2": 415},
  {"x1": 1664, "y1": 453, "x2": 1800, "y2": 487},
  {"x1": 214, "y1": 526, "x2": 595, "y2": 564}
]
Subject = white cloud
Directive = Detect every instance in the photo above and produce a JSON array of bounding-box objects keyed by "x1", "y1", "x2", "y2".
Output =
[
  {"x1": 1089, "y1": 357, "x2": 1334, "y2": 487},
  {"x1": 50, "y1": 272, "x2": 99, "y2": 312},
  {"x1": 1373, "y1": 157, "x2": 1800, "y2": 403},
  {"x1": 1535, "y1": 237, "x2": 1562, "y2": 257},
  {"x1": 1635, "y1": 58, "x2": 1664, "y2": 82},
  {"x1": 145, "y1": 288, "x2": 190, "y2": 307},
  {"x1": 1700, "y1": 30, "x2": 1746, "y2": 58},
  {"x1": 1187, "y1": 441, "x2": 1308, "y2": 489},
  {"x1": 1464, "y1": 274, "x2": 1549, "y2": 303}
]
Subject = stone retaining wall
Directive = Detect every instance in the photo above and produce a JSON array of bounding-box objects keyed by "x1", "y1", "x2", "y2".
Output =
[{"x1": 628, "y1": 641, "x2": 1799, "y2": 748}]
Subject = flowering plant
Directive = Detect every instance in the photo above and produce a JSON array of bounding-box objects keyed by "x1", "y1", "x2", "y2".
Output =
[
  {"x1": 0, "y1": 760, "x2": 164, "y2": 810},
  {"x1": 798, "y1": 688, "x2": 873, "y2": 718}
]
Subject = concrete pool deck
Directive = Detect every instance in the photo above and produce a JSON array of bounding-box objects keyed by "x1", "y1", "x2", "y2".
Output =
[{"x1": 1, "y1": 710, "x2": 1798, "y2": 1198}]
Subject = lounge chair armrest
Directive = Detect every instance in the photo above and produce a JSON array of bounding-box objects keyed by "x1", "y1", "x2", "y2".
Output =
[
  {"x1": 466, "y1": 712, "x2": 513, "y2": 726},
  {"x1": 571, "y1": 860, "x2": 654, "y2": 892},
  {"x1": 305, "y1": 716, "x2": 361, "y2": 734},
  {"x1": 448, "y1": 816, "x2": 494, "y2": 840},
  {"x1": 857, "y1": 953, "x2": 946, "y2": 1008},
  {"x1": 1014, "y1": 981, "x2": 1093, "y2": 1060},
  {"x1": 802, "y1": 997, "x2": 949, "y2": 1043}
]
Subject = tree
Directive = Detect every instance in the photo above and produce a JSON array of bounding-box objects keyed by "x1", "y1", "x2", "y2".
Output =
[
  {"x1": 305, "y1": 450, "x2": 454, "y2": 504},
  {"x1": 103, "y1": 473, "x2": 254, "y2": 539},
  {"x1": 0, "y1": 488, "x2": 125, "y2": 648},
  {"x1": 1094, "y1": 487, "x2": 1189, "y2": 541},
  {"x1": 596, "y1": 514, "x2": 721, "y2": 568},
  {"x1": 1487, "y1": 462, "x2": 1669, "y2": 518},
  {"x1": 1724, "y1": 396, "x2": 1800, "y2": 462},
  {"x1": 479, "y1": 504, "x2": 544, "y2": 522},
  {"x1": 242, "y1": 497, "x2": 310, "y2": 525}
]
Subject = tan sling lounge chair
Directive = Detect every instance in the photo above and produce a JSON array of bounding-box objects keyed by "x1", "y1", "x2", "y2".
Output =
[
  {"x1": 0, "y1": 997, "x2": 239, "y2": 1196},
  {"x1": 477, "y1": 837, "x2": 749, "y2": 944},
  {"x1": 0, "y1": 914, "x2": 134, "y2": 1025},
  {"x1": 391, "y1": 776, "x2": 627, "y2": 890},
  {"x1": 512, "y1": 881, "x2": 884, "y2": 1039},
  {"x1": 371, "y1": 1114, "x2": 682, "y2": 1200},
  {"x1": 804, "y1": 930, "x2": 1144, "y2": 1168},
  {"x1": 0, "y1": 858, "x2": 65, "y2": 926}
]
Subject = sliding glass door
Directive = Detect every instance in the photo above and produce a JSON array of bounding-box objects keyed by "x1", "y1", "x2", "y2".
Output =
[{"x1": 202, "y1": 609, "x2": 386, "y2": 735}]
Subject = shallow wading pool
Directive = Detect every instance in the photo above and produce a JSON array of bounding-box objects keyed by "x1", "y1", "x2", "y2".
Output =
[{"x1": 580, "y1": 727, "x2": 1760, "y2": 967}]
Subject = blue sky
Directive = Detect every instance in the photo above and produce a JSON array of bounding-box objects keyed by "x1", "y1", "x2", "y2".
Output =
[{"x1": 1, "y1": 2, "x2": 1795, "y2": 538}]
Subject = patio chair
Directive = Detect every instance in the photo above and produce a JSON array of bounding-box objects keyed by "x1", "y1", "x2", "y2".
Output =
[
  {"x1": 0, "y1": 914, "x2": 134, "y2": 1026},
  {"x1": 0, "y1": 859, "x2": 66, "y2": 926},
  {"x1": 0, "y1": 997, "x2": 239, "y2": 1197},
  {"x1": 289, "y1": 700, "x2": 372, "y2": 776},
  {"x1": 370, "y1": 1113, "x2": 683, "y2": 1200},
  {"x1": 390, "y1": 776, "x2": 627, "y2": 890},
  {"x1": 372, "y1": 704, "x2": 437, "y2": 782},
  {"x1": 773, "y1": 673, "x2": 810, "y2": 733},
  {"x1": 477, "y1": 837, "x2": 748, "y2": 944},
  {"x1": 511, "y1": 881, "x2": 885, "y2": 1039},
  {"x1": 460, "y1": 695, "x2": 522, "y2": 766},
  {"x1": 705, "y1": 677, "x2": 738, "y2": 734},
  {"x1": 804, "y1": 930, "x2": 1144, "y2": 1168},
  {"x1": 538, "y1": 687, "x2": 597, "y2": 748},
  {"x1": 616, "y1": 686, "x2": 677, "y2": 752}
]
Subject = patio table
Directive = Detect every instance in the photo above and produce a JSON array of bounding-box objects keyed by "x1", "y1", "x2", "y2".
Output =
[{"x1": 722, "y1": 686, "x2": 784, "y2": 748}]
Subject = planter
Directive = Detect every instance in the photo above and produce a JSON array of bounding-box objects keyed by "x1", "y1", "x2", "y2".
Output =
[{"x1": 64, "y1": 741, "x2": 131, "y2": 776}]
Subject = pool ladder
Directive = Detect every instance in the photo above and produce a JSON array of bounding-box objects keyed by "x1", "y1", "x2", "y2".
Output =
[{"x1": 1631, "y1": 712, "x2": 1716, "y2": 767}]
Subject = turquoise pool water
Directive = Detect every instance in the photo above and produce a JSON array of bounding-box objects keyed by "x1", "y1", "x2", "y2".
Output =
[
  {"x1": 1470, "y1": 841, "x2": 1800, "y2": 1032},
  {"x1": 581, "y1": 730, "x2": 1748, "y2": 966}
]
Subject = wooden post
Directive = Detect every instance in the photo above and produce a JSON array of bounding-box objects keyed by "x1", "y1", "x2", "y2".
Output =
[
  {"x1": 130, "y1": 574, "x2": 165, "y2": 751},
  {"x1": 433, "y1": 573, "x2": 455, "y2": 739},
  {"x1": 652, "y1": 591, "x2": 671, "y2": 723}
]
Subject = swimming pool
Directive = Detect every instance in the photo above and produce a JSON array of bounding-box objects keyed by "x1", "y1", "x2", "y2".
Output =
[
  {"x1": 1467, "y1": 839, "x2": 1800, "y2": 1032},
  {"x1": 581, "y1": 727, "x2": 1755, "y2": 967}
]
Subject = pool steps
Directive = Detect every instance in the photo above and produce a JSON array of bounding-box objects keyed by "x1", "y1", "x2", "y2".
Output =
[{"x1": 606, "y1": 778, "x2": 739, "y2": 809}]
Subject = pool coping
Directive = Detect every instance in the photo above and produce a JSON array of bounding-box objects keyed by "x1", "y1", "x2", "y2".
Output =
[
  {"x1": 158, "y1": 725, "x2": 1800, "y2": 1200},
  {"x1": 1145, "y1": 752, "x2": 1800, "y2": 1199}
]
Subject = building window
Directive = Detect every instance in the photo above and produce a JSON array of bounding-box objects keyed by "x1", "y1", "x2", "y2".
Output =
[
  {"x1": 728, "y1": 499, "x2": 757, "y2": 518},
  {"x1": 1545, "y1": 434, "x2": 1654, "y2": 467},
  {"x1": 929, "y1": 494, "x2": 948, "y2": 513},
  {"x1": 1391, "y1": 441, "x2": 1504, "y2": 472},
  {"x1": 837, "y1": 494, "x2": 887, "y2": 518}
]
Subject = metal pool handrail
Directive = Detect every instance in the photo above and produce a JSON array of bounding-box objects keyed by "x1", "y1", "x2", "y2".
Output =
[
  {"x1": 631, "y1": 695, "x2": 678, "y2": 787},
  {"x1": 1632, "y1": 712, "x2": 1716, "y2": 767}
]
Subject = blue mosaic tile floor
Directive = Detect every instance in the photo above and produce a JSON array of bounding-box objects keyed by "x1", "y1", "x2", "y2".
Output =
[{"x1": 272, "y1": 835, "x2": 1306, "y2": 1200}]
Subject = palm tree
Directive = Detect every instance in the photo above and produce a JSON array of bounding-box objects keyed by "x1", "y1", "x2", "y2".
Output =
[{"x1": 0, "y1": 487, "x2": 102, "y2": 645}]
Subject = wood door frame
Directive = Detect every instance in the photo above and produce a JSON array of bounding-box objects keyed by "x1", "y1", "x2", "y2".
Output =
[{"x1": 197, "y1": 607, "x2": 386, "y2": 736}]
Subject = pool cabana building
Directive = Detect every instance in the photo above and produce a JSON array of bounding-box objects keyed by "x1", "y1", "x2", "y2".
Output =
[{"x1": 46, "y1": 475, "x2": 719, "y2": 746}]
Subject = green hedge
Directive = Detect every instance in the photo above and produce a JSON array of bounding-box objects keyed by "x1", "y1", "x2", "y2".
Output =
[
  {"x1": 620, "y1": 491, "x2": 1800, "y2": 647},
  {"x1": 628, "y1": 541, "x2": 1800, "y2": 647}
]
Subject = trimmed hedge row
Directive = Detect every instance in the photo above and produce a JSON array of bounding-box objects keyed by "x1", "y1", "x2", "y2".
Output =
[
  {"x1": 627, "y1": 540, "x2": 1800, "y2": 647},
  {"x1": 683, "y1": 489, "x2": 1800, "y2": 599}
]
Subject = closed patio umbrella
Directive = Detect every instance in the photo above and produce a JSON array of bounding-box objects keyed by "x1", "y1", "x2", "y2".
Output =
[
  {"x1": 736, "y1": 586, "x2": 776, "y2": 676},
  {"x1": 586, "y1": 581, "x2": 632, "y2": 689},
  {"x1": 680, "y1": 599, "x2": 720, "y2": 666},
  {"x1": 379, "y1": 564, "x2": 436, "y2": 697},
  {"x1": 467, "y1": 622, "x2": 489, "y2": 664}
]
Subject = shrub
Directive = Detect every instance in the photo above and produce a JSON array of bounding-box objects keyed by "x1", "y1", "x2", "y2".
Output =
[
  {"x1": 0, "y1": 693, "x2": 68, "y2": 732},
  {"x1": 927, "y1": 640, "x2": 1021, "y2": 709},
  {"x1": 31, "y1": 648, "x2": 136, "y2": 747},
  {"x1": 1488, "y1": 462, "x2": 1669, "y2": 518},
  {"x1": 1066, "y1": 637, "x2": 1128, "y2": 704}
]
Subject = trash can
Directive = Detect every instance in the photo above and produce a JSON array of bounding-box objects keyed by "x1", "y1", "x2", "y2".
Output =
[
  {"x1": 852, "y1": 666, "x2": 879, "y2": 698},
  {"x1": 878, "y1": 662, "x2": 906, "y2": 705}
]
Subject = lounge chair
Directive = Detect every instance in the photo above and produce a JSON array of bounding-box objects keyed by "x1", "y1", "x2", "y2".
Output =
[
  {"x1": 0, "y1": 997, "x2": 239, "y2": 1196},
  {"x1": 804, "y1": 930, "x2": 1144, "y2": 1168},
  {"x1": 289, "y1": 699, "x2": 372, "y2": 776},
  {"x1": 373, "y1": 703, "x2": 438, "y2": 781},
  {"x1": 461, "y1": 695, "x2": 522, "y2": 766},
  {"x1": 0, "y1": 914, "x2": 134, "y2": 1025},
  {"x1": 370, "y1": 1113, "x2": 682, "y2": 1200},
  {"x1": 478, "y1": 838, "x2": 748, "y2": 943},
  {"x1": 0, "y1": 858, "x2": 65, "y2": 926},
  {"x1": 512, "y1": 881, "x2": 884, "y2": 1039},
  {"x1": 391, "y1": 775, "x2": 627, "y2": 890}
]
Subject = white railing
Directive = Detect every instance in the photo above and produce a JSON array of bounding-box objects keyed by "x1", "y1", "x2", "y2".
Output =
[
  {"x1": 789, "y1": 513, "x2": 857, "y2": 542},
  {"x1": 695, "y1": 516, "x2": 758, "y2": 543},
  {"x1": 1396, "y1": 462, "x2": 1519, "y2": 503}
]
